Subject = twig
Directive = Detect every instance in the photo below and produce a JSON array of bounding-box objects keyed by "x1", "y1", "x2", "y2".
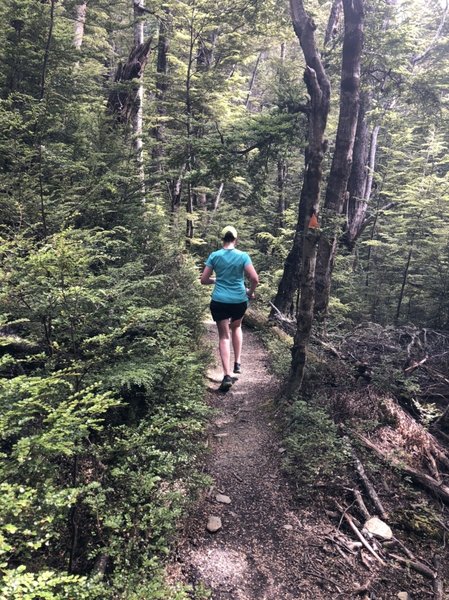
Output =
[
  {"x1": 302, "y1": 569, "x2": 342, "y2": 593},
  {"x1": 392, "y1": 536, "x2": 415, "y2": 560}
]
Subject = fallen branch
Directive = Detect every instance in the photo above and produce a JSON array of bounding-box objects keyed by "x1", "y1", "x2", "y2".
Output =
[
  {"x1": 352, "y1": 449, "x2": 388, "y2": 519},
  {"x1": 389, "y1": 554, "x2": 436, "y2": 580},
  {"x1": 353, "y1": 488, "x2": 371, "y2": 521},
  {"x1": 404, "y1": 356, "x2": 428, "y2": 374},
  {"x1": 335, "y1": 502, "x2": 386, "y2": 566}
]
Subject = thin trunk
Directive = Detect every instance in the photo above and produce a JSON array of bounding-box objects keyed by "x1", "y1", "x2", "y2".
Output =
[
  {"x1": 277, "y1": 44, "x2": 287, "y2": 232},
  {"x1": 38, "y1": 145, "x2": 48, "y2": 238},
  {"x1": 133, "y1": 0, "x2": 146, "y2": 200},
  {"x1": 280, "y1": 41, "x2": 286, "y2": 62},
  {"x1": 314, "y1": 0, "x2": 364, "y2": 319},
  {"x1": 213, "y1": 182, "x2": 224, "y2": 212},
  {"x1": 170, "y1": 165, "x2": 184, "y2": 213},
  {"x1": 245, "y1": 52, "x2": 262, "y2": 109},
  {"x1": 394, "y1": 217, "x2": 422, "y2": 325},
  {"x1": 343, "y1": 93, "x2": 369, "y2": 249},
  {"x1": 152, "y1": 10, "x2": 170, "y2": 168},
  {"x1": 185, "y1": 18, "x2": 195, "y2": 238},
  {"x1": 342, "y1": 93, "x2": 380, "y2": 251},
  {"x1": 365, "y1": 195, "x2": 381, "y2": 292},
  {"x1": 40, "y1": 0, "x2": 56, "y2": 100},
  {"x1": 68, "y1": 455, "x2": 79, "y2": 573},
  {"x1": 277, "y1": 158, "x2": 287, "y2": 230},
  {"x1": 73, "y1": 3, "x2": 87, "y2": 50},
  {"x1": 363, "y1": 125, "x2": 379, "y2": 201}
]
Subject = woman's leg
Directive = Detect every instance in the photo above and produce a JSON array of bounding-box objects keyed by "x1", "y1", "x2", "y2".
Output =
[
  {"x1": 230, "y1": 318, "x2": 243, "y2": 364},
  {"x1": 216, "y1": 319, "x2": 231, "y2": 376}
]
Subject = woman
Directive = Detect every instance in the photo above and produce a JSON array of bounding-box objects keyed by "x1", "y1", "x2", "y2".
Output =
[{"x1": 201, "y1": 226, "x2": 259, "y2": 392}]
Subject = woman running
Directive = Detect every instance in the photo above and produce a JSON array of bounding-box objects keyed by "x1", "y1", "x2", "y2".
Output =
[{"x1": 201, "y1": 226, "x2": 259, "y2": 391}]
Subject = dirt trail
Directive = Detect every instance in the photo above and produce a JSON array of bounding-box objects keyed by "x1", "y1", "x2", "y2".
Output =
[{"x1": 175, "y1": 321, "x2": 334, "y2": 600}]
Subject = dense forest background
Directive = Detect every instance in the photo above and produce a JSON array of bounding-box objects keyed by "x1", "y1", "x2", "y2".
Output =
[{"x1": 1, "y1": 0, "x2": 449, "y2": 597}]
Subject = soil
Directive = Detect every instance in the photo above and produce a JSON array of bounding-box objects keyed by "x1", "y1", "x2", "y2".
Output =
[{"x1": 170, "y1": 320, "x2": 447, "y2": 600}]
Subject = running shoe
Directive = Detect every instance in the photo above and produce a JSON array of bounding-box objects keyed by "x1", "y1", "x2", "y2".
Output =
[
  {"x1": 219, "y1": 375, "x2": 233, "y2": 392},
  {"x1": 233, "y1": 362, "x2": 241, "y2": 374}
]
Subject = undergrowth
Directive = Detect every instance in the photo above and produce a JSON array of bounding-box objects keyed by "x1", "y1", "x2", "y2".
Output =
[
  {"x1": 0, "y1": 228, "x2": 211, "y2": 599},
  {"x1": 257, "y1": 318, "x2": 348, "y2": 493}
]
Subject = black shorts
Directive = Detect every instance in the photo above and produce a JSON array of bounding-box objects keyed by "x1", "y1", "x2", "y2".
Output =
[{"x1": 210, "y1": 300, "x2": 248, "y2": 322}]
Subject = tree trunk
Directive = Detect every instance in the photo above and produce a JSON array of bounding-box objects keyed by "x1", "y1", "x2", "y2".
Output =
[
  {"x1": 324, "y1": 0, "x2": 343, "y2": 46},
  {"x1": 73, "y1": 2, "x2": 87, "y2": 50},
  {"x1": 314, "y1": 0, "x2": 364, "y2": 319},
  {"x1": 40, "y1": 0, "x2": 56, "y2": 100},
  {"x1": 394, "y1": 216, "x2": 422, "y2": 325},
  {"x1": 288, "y1": 229, "x2": 321, "y2": 395},
  {"x1": 245, "y1": 51, "x2": 263, "y2": 109},
  {"x1": 284, "y1": 0, "x2": 331, "y2": 396},
  {"x1": 152, "y1": 10, "x2": 170, "y2": 169},
  {"x1": 277, "y1": 158, "x2": 287, "y2": 230},
  {"x1": 276, "y1": 43, "x2": 287, "y2": 232},
  {"x1": 133, "y1": 0, "x2": 146, "y2": 200},
  {"x1": 185, "y1": 18, "x2": 195, "y2": 238},
  {"x1": 106, "y1": 3, "x2": 152, "y2": 201},
  {"x1": 107, "y1": 38, "x2": 152, "y2": 126},
  {"x1": 341, "y1": 94, "x2": 380, "y2": 251}
]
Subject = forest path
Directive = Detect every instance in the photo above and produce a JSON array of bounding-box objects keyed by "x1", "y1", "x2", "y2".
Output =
[{"x1": 173, "y1": 320, "x2": 334, "y2": 600}]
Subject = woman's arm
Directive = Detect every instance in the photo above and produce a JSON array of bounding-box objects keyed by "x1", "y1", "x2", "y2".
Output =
[
  {"x1": 200, "y1": 265, "x2": 216, "y2": 285},
  {"x1": 244, "y1": 263, "x2": 259, "y2": 298}
]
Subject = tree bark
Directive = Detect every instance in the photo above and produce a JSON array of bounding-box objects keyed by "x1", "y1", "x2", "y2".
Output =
[
  {"x1": 314, "y1": 0, "x2": 364, "y2": 319},
  {"x1": 270, "y1": 2, "x2": 331, "y2": 318},
  {"x1": 285, "y1": 0, "x2": 331, "y2": 396},
  {"x1": 73, "y1": 2, "x2": 88, "y2": 50}
]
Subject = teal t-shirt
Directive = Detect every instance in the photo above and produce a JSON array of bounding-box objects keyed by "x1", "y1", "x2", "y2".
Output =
[{"x1": 205, "y1": 248, "x2": 252, "y2": 303}]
